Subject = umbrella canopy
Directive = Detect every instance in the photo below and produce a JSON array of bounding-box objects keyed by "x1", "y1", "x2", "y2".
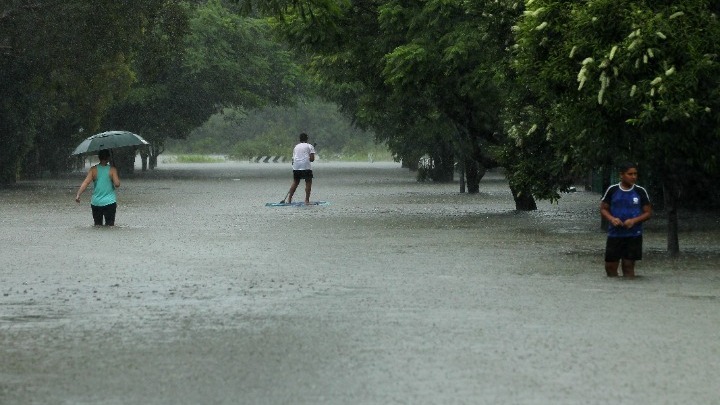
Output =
[{"x1": 71, "y1": 131, "x2": 149, "y2": 156}]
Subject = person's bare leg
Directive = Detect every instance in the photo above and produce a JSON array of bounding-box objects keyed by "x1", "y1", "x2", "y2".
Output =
[
  {"x1": 605, "y1": 261, "x2": 619, "y2": 277},
  {"x1": 621, "y1": 259, "x2": 636, "y2": 279},
  {"x1": 304, "y1": 179, "x2": 312, "y2": 204},
  {"x1": 287, "y1": 179, "x2": 300, "y2": 203}
]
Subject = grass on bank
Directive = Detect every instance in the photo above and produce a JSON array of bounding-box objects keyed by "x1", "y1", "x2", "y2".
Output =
[{"x1": 162, "y1": 148, "x2": 396, "y2": 164}]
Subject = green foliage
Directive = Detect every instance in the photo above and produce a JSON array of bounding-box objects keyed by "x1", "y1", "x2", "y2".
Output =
[
  {"x1": 1, "y1": 0, "x2": 173, "y2": 181},
  {"x1": 0, "y1": 0, "x2": 313, "y2": 181},
  {"x1": 510, "y1": 0, "x2": 720, "y2": 199},
  {"x1": 104, "y1": 0, "x2": 305, "y2": 147},
  {"x1": 263, "y1": 0, "x2": 522, "y2": 187}
]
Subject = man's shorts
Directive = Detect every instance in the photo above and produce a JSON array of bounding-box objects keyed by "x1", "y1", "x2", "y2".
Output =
[
  {"x1": 293, "y1": 170, "x2": 313, "y2": 181},
  {"x1": 605, "y1": 236, "x2": 643, "y2": 262}
]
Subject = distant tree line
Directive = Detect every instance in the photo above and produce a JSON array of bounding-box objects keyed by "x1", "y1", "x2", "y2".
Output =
[{"x1": 167, "y1": 100, "x2": 386, "y2": 160}]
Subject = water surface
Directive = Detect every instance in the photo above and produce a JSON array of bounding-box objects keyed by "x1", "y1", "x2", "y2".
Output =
[{"x1": 1, "y1": 161, "x2": 719, "y2": 404}]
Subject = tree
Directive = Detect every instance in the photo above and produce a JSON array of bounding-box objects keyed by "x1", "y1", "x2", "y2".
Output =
[
  {"x1": 241, "y1": 0, "x2": 538, "y2": 208},
  {"x1": 1, "y1": 0, "x2": 166, "y2": 182},
  {"x1": 103, "y1": 0, "x2": 304, "y2": 171},
  {"x1": 0, "y1": 0, "x2": 305, "y2": 180},
  {"x1": 511, "y1": 0, "x2": 720, "y2": 255},
  {"x1": 377, "y1": 1, "x2": 508, "y2": 188}
]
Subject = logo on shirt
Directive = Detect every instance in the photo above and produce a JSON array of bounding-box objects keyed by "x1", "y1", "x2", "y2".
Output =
[{"x1": 633, "y1": 197, "x2": 639, "y2": 204}]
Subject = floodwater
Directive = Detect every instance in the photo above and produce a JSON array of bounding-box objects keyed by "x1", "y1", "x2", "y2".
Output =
[{"x1": 1, "y1": 160, "x2": 719, "y2": 404}]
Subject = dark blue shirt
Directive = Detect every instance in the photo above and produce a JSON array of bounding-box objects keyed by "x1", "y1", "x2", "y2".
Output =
[{"x1": 601, "y1": 184, "x2": 651, "y2": 238}]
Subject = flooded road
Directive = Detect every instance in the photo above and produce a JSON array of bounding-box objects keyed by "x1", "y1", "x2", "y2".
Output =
[{"x1": 1, "y1": 161, "x2": 719, "y2": 404}]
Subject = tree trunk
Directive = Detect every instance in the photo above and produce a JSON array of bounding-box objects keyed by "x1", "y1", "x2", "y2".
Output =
[
  {"x1": 140, "y1": 150, "x2": 149, "y2": 171},
  {"x1": 510, "y1": 186, "x2": 537, "y2": 211},
  {"x1": 112, "y1": 148, "x2": 136, "y2": 177},
  {"x1": 403, "y1": 158, "x2": 419, "y2": 171},
  {"x1": 0, "y1": 131, "x2": 23, "y2": 184},
  {"x1": 0, "y1": 155, "x2": 19, "y2": 184},
  {"x1": 663, "y1": 178, "x2": 680, "y2": 257},
  {"x1": 465, "y1": 158, "x2": 486, "y2": 194},
  {"x1": 430, "y1": 150, "x2": 454, "y2": 182},
  {"x1": 148, "y1": 141, "x2": 164, "y2": 170},
  {"x1": 458, "y1": 161, "x2": 465, "y2": 193}
]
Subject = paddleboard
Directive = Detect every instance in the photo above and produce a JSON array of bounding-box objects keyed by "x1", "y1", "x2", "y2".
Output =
[{"x1": 265, "y1": 201, "x2": 329, "y2": 207}]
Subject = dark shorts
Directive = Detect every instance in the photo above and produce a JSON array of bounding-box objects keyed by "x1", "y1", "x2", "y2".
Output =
[
  {"x1": 605, "y1": 236, "x2": 642, "y2": 262},
  {"x1": 91, "y1": 202, "x2": 117, "y2": 226},
  {"x1": 293, "y1": 170, "x2": 313, "y2": 181}
]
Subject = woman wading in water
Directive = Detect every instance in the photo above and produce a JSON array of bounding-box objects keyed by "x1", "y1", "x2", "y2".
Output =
[{"x1": 75, "y1": 149, "x2": 121, "y2": 226}]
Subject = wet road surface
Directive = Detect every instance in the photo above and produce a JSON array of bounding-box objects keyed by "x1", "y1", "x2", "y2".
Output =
[{"x1": 1, "y1": 161, "x2": 719, "y2": 404}]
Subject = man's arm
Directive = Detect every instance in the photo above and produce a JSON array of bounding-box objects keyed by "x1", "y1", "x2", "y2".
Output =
[
  {"x1": 600, "y1": 201, "x2": 623, "y2": 227},
  {"x1": 623, "y1": 204, "x2": 652, "y2": 229},
  {"x1": 309, "y1": 143, "x2": 316, "y2": 162}
]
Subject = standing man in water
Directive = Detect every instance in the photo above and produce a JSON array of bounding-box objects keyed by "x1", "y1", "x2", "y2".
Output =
[
  {"x1": 75, "y1": 149, "x2": 121, "y2": 226},
  {"x1": 285, "y1": 132, "x2": 316, "y2": 205},
  {"x1": 600, "y1": 162, "x2": 652, "y2": 278}
]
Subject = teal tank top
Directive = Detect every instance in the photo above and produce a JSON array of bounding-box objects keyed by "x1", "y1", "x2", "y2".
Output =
[{"x1": 91, "y1": 164, "x2": 116, "y2": 206}]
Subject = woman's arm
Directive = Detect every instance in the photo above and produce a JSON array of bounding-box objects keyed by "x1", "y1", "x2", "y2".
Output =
[
  {"x1": 75, "y1": 167, "x2": 96, "y2": 202},
  {"x1": 110, "y1": 167, "x2": 121, "y2": 188}
]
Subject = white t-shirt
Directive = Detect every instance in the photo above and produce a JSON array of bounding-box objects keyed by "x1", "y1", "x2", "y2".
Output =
[{"x1": 292, "y1": 142, "x2": 316, "y2": 170}]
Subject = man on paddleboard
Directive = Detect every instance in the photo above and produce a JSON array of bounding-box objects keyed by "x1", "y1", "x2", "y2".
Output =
[{"x1": 285, "y1": 133, "x2": 316, "y2": 205}]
